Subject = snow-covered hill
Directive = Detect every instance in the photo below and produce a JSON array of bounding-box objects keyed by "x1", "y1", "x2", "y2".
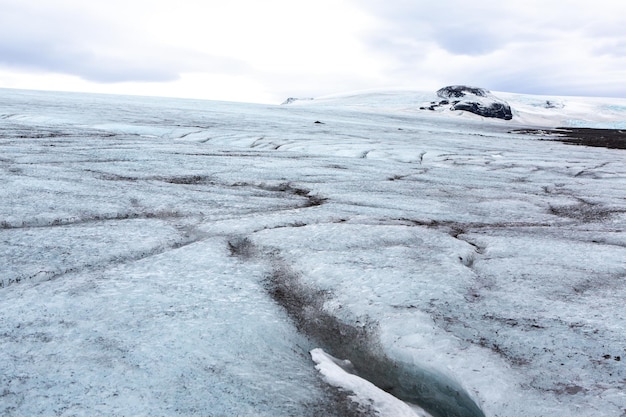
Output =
[
  {"x1": 1, "y1": 87, "x2": 625, "y2": 417},
  {"x1": 285, "y1": 86, "x2": 626, "y2": 129}
]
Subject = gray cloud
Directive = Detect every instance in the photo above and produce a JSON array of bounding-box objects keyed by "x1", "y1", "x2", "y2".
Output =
[
  {"x1": 0, "y1": 2, "x2": 249, "y2": 84},
  {"x1": 595, "y1": 41, "x2": 626, "y2": 58},
  {"x1": 356, "y1": 0, "x2": 626, "y2": 97},
  {"x1": 434, "y1": 28, "x2": 503, "y2": 56},
  {"x1": 359, "y1": 1, "x2": 523, "y2": 56},
  {"x1": 0, "y1": 39, "x2": 180, "y2": 83}
]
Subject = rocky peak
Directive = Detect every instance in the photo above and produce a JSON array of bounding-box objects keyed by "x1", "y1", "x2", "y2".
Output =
[{"x1": 437, "y1": 85, "x2": 490, "y2": 99}]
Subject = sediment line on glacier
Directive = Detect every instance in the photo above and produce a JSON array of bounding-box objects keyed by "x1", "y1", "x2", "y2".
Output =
[
  {"x1": 1, "y1": 233, "x2": 205, "y2": 289},
  {"x1": 227, "y1": 237, "x2": 486, "y2": 417}
]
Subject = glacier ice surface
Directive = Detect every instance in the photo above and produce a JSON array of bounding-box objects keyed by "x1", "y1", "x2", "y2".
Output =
[{"x1": 1, "y1": 87, "x2": 625, "y2": 416}]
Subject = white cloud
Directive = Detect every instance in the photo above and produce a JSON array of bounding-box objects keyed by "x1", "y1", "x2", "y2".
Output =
[{"x1": 0, "y1": 0, "x2": 387, "y2": 102}]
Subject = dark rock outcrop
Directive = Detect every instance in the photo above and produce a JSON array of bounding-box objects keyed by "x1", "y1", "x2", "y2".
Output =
[
  {"x1": 422, "y1": 86, "x2": 513, "y2": 120},
  {"x1": 451, "y1": 100, "x2": 513, "y2": 120},
  {"x1": 541, "y1": 100, "x2": 564, "y2": 109},
  {"x1": 437, "y1": 86, "x2": 490, "y2": 99},
  {"x1": 281, "y1": 97, "x2": 314, "y2": 105}
]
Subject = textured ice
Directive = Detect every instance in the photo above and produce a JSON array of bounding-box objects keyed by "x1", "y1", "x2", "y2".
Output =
[{"x1": 1, "y1": 87, "x2": 625, "y2": 416}]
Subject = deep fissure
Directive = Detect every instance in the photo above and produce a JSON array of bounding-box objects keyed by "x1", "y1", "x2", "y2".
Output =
[{"x1": 228, "y1": 237, "x2": 486, "y2": 417}]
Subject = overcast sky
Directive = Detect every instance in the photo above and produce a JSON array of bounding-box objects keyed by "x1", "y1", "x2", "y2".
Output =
[{"x1": 1, "y1": 0, "x2": 626, "y2": 104}]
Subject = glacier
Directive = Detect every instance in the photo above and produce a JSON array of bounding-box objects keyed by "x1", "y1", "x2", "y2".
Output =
[{"x1": 0, "y1": 87, "x2": 625, "y2": 416}]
